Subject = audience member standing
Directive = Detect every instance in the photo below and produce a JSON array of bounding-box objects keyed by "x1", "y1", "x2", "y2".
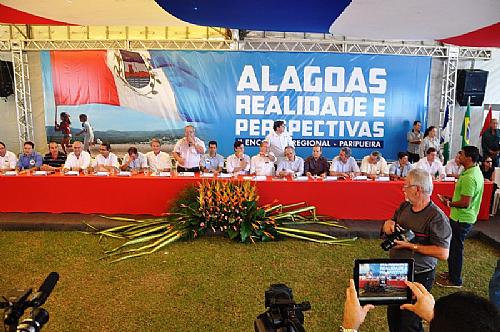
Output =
[
  {"x1": 173, "y1": 125, "x2": 206, "y2": 172},
  {"x1": 407, "y1": 120, "x2": 423, "y2": 163},
  {"x1": 265, "y1": 120, "x2": 294, "y2": 165},
  {"x1": 437, "y1": 146, "x2": 484, "y2": 288},
  {"x1": 481, "y1": 118, "x2": 500, "y2": 167},
  {"x1": 420, "y1": 126, "x2": 442, "y2": 161}
]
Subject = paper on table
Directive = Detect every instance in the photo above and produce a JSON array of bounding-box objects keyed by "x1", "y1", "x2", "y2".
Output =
[
  {"x1": 324, "y1": 176, "x2": 338, "y2": 181},
  {"x1": 353, "y1": 175, "x2": 368, "y2": 181},
  {"x1": 375, "y1": 176, "x2": 390, "y2": 182},
  {"x1": 178, "y1": 172, "x2": 195, "y2": 177},
  {"x1": 33, "y1": 171, "x2": 48, "y2": 176},
  {"x1": 96, "y1": 171, "x2": 109, "y2": 176},
  {"x1": 201, "y1": 173, "x2": 214, "y2": 178},
  {"x1": 4, "y1": 171, "x2": 17, "y2": 176},
  {"x1": 443, "y1": 176, "x2": 456, "y2": 182},
  {"x1": 118, "y1": 171, "x2": 131, "y2": 177},
  {"x1": 218, "y1": 173, "x2": 233, "y2": 178},
  {"x1": 253, "y1": 175, "x2": 267, "y2": 181},
  {"x1": 158, "y1": 172, "x2": 171, "y2": 177},
  {"x1": 294, "y1": 176, "x2": 309, "y2": 181},
  {"x1": 65, "y1": 171, "x2": 80, "y2": 176}
]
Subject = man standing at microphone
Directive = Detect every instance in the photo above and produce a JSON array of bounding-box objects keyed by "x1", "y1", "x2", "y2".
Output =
[
  {"x1": 265, "y1": 120, "x2": 294, "y2": 166},
  {"x1": 173, "y1": 125, "x2": 206, "y2": 173}
]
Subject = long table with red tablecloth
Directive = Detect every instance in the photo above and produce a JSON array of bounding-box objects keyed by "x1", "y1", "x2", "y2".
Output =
[{"x1": 0, "y1": 174, "x2": 493, "y2": 220}]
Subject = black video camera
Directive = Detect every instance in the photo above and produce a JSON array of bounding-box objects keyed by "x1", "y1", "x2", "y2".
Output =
[
  {"x1": 0, "y1": 272, "x2": 59, "y2": 332},
  {"x1": 381, "y1": 224, "x2": 415, "y2": 251},
  {"x1": 254, "y1": 283, "x2": 311, "y2": 332}
]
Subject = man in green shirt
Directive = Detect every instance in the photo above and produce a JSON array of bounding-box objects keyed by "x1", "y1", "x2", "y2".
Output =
[{"x1": 437, "y1": 145, "x2": 484, "y2": 288}]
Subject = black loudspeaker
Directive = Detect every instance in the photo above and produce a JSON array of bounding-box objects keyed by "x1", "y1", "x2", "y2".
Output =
[
  {"x1": 0, "y1": 60, "x2": 14, "y2": 98},
  {"x1": 456, "y1": 69, "x2": 488, "y2": 106}
]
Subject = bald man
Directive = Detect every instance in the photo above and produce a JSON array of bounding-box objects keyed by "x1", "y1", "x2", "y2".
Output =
[{"x1": 62, "y1": 141, "x2": 91, "y2": 172}]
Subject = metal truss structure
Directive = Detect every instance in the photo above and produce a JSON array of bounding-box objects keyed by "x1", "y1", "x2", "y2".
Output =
[
  {"x1": 11, "y1": 46, "x2": 34, "y2": 150},
  {"x1": 439, "y1": 47, "x2": 460, "y2": 160},
  {"x1": 0, "y1": 36, "x2": 492, "y2": 149}
]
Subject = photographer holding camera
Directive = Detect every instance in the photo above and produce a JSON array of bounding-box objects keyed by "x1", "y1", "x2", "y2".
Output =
[{"x1": 381, "y1": 169, "x2": 451, "y2": 332}]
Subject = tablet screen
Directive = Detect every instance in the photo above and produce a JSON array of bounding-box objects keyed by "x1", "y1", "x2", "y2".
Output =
[{"x1": 354, "y1": 259, "x2": 414, "y2": 305}]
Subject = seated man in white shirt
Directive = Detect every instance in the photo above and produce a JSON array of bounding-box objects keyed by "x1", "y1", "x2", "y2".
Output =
[
  {"x1": 226, "y1": 141, "x2": 250, "y2": 175},
  {"x1": 445, "y1": 151, "x2": 464, "y2": 178},
  {"x1": 92, "y1": 142, "x2": 120, "y2": 172},
  {"x1": 414, "y1": 147, "x2": 445, "y2": 180},
  {"x1": 250, "y1": 141, "x2": 276, "y2": 176},
  {"x1": 145, "y1": 138, "x2": 171, "y2": 173},
  {"x1": 330, "y1": 147, "x2": 360, "y2": 178},
  {"x1": 0, "y1": 141, "x2": 17, "y2": 172},
  {"x1": 360, "y1": 151, "x2": 389, "y2": 179},
  {"x1": 121, "y1": 146, "x2": 148, "y2": 172},
  {"x1": 62, "y1": 141, "x2": 91, "y2": 172},
  {"x1": 200, "y1": 140, "x2": 224, "y2": 174},
  {"x1": 277, "y1": 146, "x2": 304, "y2": 177}
]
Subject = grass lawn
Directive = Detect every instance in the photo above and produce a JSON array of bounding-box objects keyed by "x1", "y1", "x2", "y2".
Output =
[{"x1": 0, "y1": 232, "x2": 498, "y2": 332}]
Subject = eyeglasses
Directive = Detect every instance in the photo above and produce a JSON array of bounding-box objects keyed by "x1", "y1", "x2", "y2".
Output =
[
  {"x1": 402, "y1": 184, "x2": 417, "y2": 189},
  {"x1": 485, "y1": 160, "x2": 493, "y2": 163}
]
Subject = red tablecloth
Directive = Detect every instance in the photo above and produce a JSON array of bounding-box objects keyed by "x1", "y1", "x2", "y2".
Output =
[{"x1": 0, "y1": 174, "x2": 492, "y2": 220}]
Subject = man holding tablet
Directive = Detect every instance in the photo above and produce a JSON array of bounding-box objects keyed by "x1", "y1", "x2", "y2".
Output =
[{"x1": 381, "y1": 169, "x2": 451, "y2": 332}]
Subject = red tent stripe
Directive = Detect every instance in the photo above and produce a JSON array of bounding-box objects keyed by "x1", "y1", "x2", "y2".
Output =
[
  {"x1": 439, "y1": 22, "x2": 500, "y2": 47},
  {"x1": 0, "y1": 4, "x2": 74, "y2": 25}
]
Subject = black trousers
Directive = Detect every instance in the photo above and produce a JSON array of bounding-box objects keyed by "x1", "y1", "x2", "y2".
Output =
[{"x1": 387, "y1": 269, "x2": 435, "y2": 332}]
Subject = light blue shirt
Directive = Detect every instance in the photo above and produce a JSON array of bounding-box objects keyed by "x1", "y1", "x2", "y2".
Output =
[
  {"x1": 330, "y1": 156, "x2": 360, "y2": 173},
  {"x1": 389, "y1": 161, "x2": 413, "y2": 177},
  {"x1": 200, "y1": 153, "x2": 224, "y2": 171},
  {"x1": 277, "y1": 156, "x2": 304, "y2": 176},
  {"x1": 17, "y1": 152, "x2": 43, "y2": 170}
]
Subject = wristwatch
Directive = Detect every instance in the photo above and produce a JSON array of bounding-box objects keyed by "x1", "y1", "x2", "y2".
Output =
[{"x1": 340, "y1": 327, "x2": 358, "y2": 332}]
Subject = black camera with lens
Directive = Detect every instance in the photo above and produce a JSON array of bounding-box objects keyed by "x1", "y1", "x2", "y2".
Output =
[
  {"x1": 254, "y1": 283, "x2": 311, "y2": 332},
  {"x1": 1, "y1": 272, "x2": 59, "y2": 332},
  {"x1": 381, "y1": 224, "x2": 415, "y2": 251}
]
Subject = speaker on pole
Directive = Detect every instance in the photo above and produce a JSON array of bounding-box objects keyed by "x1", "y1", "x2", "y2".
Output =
[
  {"x1": 0, "y1": 60, "x2": 14, "y2": 98},
  {"x1": 456, "y1": 69, "x2": 488, "y2": 106}
]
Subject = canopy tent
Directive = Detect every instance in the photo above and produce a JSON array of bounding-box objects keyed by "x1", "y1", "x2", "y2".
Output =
[{"x1": 1, "y1": 0, "x2": 499, "y2": 47}]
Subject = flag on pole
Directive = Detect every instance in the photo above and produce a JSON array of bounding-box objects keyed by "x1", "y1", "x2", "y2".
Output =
[
  {"x1": 440, "y1": 104, "x2": 450, "y2": 163},
  {"x1": 461, "y1": 99, "x2": 471, "y2": 147},
  {"x1": 480, "y1": 104, "x2": 493, "y2": 136}
]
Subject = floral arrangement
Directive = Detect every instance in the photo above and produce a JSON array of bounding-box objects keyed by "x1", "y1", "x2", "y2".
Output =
[{"x1": 87, "y1": 181, "x2": 356, "y2": 262}]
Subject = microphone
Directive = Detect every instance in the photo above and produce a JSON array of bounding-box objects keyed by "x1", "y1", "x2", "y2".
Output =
[{"x1": 30, "y1": 272, "x2": 59, "y2": 307}]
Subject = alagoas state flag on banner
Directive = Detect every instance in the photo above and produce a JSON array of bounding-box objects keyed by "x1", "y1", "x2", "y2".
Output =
[{"x1": 49, "y1": 50, "x2": 181, "y2": 121}]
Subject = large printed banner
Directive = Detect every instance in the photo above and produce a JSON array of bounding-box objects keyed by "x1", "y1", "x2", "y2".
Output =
[{"x1": 41, "y1": 50, "x2": 430, "y2": 159}]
